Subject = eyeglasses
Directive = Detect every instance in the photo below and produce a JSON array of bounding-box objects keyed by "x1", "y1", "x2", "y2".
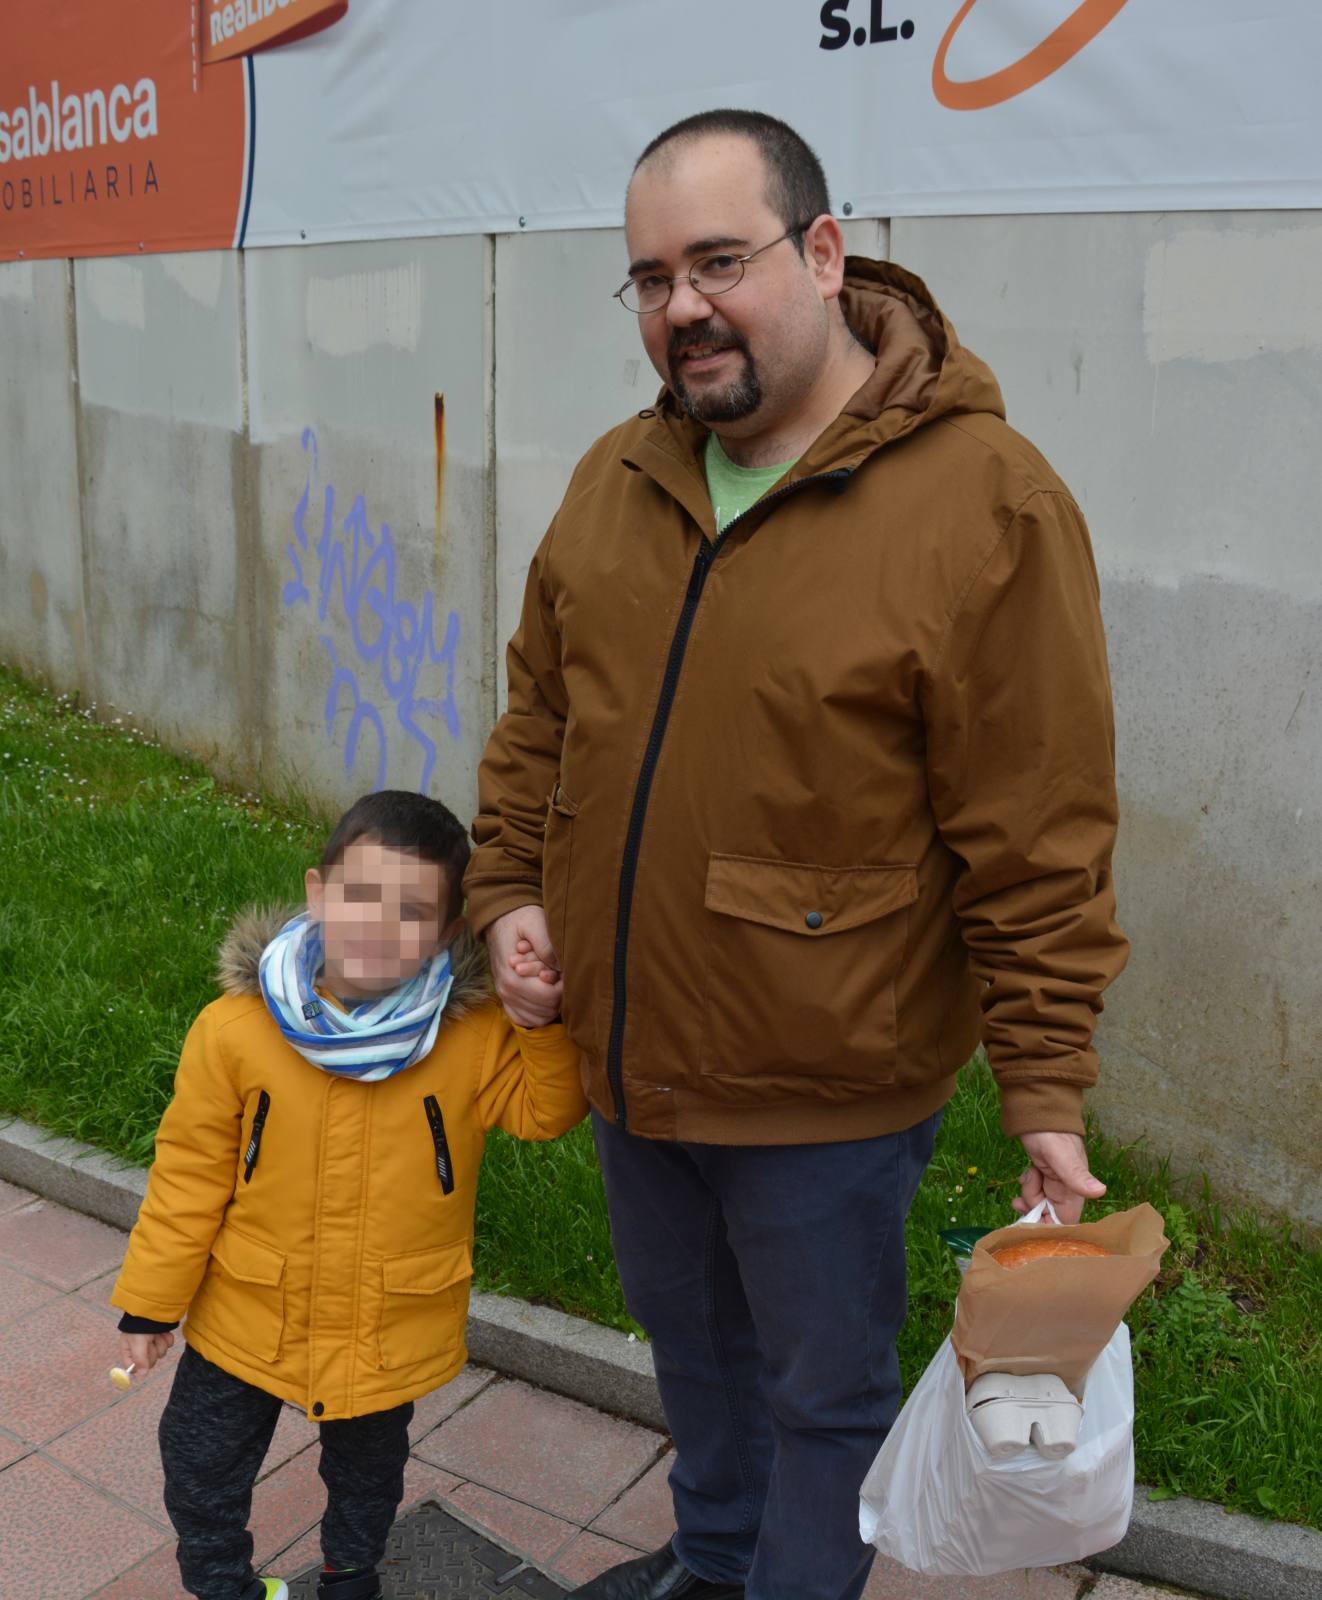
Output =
[{"x1": 614, "y1": 222, "x2": 815, "y2": 315}]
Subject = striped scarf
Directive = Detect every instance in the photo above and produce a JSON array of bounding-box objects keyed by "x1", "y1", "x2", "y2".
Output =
[{"x1": 258, "y1": 912, "x2": 454, "y2": 1080}]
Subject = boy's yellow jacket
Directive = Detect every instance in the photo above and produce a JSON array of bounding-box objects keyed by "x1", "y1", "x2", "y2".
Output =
[{"x1": 113, "y1": 909, "x2": 586, "y2": 1420}]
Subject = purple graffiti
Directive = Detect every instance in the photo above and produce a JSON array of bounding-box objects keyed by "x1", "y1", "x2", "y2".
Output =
[{"x1": 283, "y1": 427, "x2": 461, "y2": 793}]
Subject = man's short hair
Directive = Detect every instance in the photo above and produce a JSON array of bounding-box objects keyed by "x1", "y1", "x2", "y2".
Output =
[
  {"x1": 633, "y1": 109, "x2": 831, "y2": 257},
  {"x1": 320, "y1": 789, "x2": 470, "y2": 921}
]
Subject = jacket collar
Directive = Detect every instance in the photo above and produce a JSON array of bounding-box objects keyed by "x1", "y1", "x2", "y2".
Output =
[{"x1": 216, "y1": 904, "x2": 492, "y2": 1020}]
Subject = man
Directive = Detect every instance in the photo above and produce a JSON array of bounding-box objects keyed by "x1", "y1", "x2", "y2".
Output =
[{"x1": 464, "y1": 110, "x2": 1128, "y2": 1600}]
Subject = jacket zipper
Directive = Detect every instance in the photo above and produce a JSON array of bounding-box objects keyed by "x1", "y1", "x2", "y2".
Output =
[
  {"x1": 606, "y1": 468, "x2": 854, "y2": 1129},
  {"x1": 242, "y1": 1090, "x2": 271, "y2": 1184},
  {"x1": 424, "y1": 1095, "x2": 456, "y2": 1194}
]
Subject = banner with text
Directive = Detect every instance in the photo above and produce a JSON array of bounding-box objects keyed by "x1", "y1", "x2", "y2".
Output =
[
  {"x1": 201, "y1": 0, "x2": 347, "y2": 68},
  {"x1": 4, "y1": 0, "x2": 1320, "y2": 261}
]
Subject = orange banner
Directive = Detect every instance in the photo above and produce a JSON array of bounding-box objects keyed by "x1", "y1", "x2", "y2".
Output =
[
  {"x1": 0, "y1": 1, "x2": 249, "y2": 261},
  {"x1": 201, "y1": 0, "x2": 348, "y2": 66}
]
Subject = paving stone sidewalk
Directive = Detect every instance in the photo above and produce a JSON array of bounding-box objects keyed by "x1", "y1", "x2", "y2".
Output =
[{"x1": 0, "y1": 1179, "x2": 1190, "y2": 1599}]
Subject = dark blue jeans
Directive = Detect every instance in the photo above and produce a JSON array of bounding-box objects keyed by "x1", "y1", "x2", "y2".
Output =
[{"x1": 592, "y1": 1109, "x2": 940, "y2": 1600}]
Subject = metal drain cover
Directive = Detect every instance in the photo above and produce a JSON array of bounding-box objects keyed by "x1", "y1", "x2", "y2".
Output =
[{"x1": 287, "y1": 1499, "x2": 567, "y2": 1598}]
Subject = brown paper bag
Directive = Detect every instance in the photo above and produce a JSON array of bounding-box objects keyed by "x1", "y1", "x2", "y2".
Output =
[{"x1": 951, "y1": 1203, "x2": 1168, "y2": 1397}]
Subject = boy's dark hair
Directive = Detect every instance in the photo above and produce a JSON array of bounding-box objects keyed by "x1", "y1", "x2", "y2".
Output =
[
  {"x1": 634, "y1": 109, "x2": 831, "y2": 259},
  {"x1": 321, "y1": 790, "x2": 470, "y2": 922}
]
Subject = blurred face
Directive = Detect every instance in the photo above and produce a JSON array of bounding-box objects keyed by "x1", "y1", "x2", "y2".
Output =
[
  {"x1": 624, "y1": 134, "x2": 836, "y2": 435},
  {"x1": 305, "y1": 839, "x2": 458, "y2": 1000}
]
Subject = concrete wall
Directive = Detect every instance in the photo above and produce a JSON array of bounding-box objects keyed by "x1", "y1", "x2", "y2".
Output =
[
  {"x1": 0, "y1": 260, "x2": 84, "y2": 688},
  {"x1": 891, "y1": 212, "x2": 1322, "y2": 1228},
  {"x1": 243, "y1": 236, "x2": 492, "y2": 815},
  {"x1": 73, "y1": 253, "x2": 250, "y2": 769},
  {"x1": 0, "y1": 211, "x2": 1317, "y2": 1226},
  {"x1": 1, "y1": 243, "x2": 493, "y2": 823}
]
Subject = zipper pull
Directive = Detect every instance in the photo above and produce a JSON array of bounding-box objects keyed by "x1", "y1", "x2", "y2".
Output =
[
  {"x1": 243, "y1": 1090, "x2": 271, "y2": 1184},
  {"x1": 424, "y1": 1094, "x2": 456, "y2": 1195}
]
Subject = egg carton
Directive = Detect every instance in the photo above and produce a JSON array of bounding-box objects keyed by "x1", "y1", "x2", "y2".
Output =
[{"x1": 965, "y1": 1371, "x2": 1084, "y2": 1461}]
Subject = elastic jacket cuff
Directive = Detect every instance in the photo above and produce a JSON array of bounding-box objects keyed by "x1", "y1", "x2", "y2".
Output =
[
  {"x1": 997, "y1": 1075, "x2": 1088, "y2": 1140},
  {"x1": 464, "y1": 883, "x2": 544, "y2": 941},
  {"x1": 117, "y1": 1312, "x2": 180, "y2": 1335}
]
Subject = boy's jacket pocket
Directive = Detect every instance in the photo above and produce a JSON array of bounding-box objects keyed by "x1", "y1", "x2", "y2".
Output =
[
  {"x1": 376, "y1": 1240, "x2": 472, "y2": 1371},
  {"x1": 192, "y1": 1225, "x2": 287, "y2": 1363}
]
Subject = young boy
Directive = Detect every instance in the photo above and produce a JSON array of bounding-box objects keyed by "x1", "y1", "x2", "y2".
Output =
[{"x1": 112, "y1": 790, "x2": 587, "y2": 1600}]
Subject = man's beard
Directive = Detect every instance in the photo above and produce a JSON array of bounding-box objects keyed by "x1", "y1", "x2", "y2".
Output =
[{"x1": 668, "y1": 324, "x2": 763, "y2": 424}]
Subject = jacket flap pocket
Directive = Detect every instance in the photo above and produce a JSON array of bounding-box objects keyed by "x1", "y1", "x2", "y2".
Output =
[
  {"x1": 382, "y1": 1240, "x2": 473, "y2": 1296},
  {"x1": 705, "y1": 855, "x2": 918, "y2": 936},
  {"x1": 211, "y1": 1226, "x2": 286, "y2": 1287}
]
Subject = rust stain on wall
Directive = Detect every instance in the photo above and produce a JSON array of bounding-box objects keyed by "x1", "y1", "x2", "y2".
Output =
[{"x1": 434, "y1": 392, "x2": 446, "y2": 568}]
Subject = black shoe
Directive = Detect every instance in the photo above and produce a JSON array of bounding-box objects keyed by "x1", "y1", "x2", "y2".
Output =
[
  {"x1": 316, "y1": 1572, "x2": 381, "y2": 1600},
  {"x1": 566, "y1": 1542, "x2": 744, "y2": 1599}
]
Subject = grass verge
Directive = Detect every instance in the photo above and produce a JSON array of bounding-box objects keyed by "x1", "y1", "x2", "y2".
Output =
[{"x1": 1, "y1": 663, "x2": 1318, "y2": 1528}]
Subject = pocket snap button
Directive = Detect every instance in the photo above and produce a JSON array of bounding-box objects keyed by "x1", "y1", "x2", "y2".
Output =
[{"x1": 805, "y1": 911, "x2": 824, "y2": 930}]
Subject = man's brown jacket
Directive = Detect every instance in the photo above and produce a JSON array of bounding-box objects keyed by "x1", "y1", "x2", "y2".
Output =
[{"x1": 465, "y1": 257, "x2": 1128, "y2": 1145}]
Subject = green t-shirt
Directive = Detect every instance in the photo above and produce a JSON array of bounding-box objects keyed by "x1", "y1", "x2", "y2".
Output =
[{"x1": 704, "y1": 433, "x2": 799, "y2": 534}]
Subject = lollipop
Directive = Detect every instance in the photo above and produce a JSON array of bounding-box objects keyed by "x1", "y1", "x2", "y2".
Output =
[{"x1": 109, "y1": 1362, "x2": 136, "y2": 1390}]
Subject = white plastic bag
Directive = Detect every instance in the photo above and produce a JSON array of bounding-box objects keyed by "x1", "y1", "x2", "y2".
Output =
[{"x1": 858, "y1": 1200, "x2": 1136, "y2": 1576}]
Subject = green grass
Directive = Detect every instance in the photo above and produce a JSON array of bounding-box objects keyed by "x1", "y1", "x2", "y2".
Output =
[
  {"x1": 0, "y1": 668, "x2": 325, "y2": 1162},
  {"x1": 471, "y1": 1122, "x2": 644, "y2": 1336},
  {"x1": 2, "y1": 662, "x2": 1319, "y2": 1528}
]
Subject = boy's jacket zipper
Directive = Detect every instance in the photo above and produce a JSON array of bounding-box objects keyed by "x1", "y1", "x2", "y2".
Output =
[
  {"x1": 605, "y1": 468, "x2": 854, "y2": 1129},
  {"x1": 243, "y1": 1090, "x2": 271, "y2": 1183},
  {"x1": 424, "y1": 1094, "x2": 456, "y2": 1194}
]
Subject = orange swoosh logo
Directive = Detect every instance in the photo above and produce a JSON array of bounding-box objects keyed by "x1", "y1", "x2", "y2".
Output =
[{"x1": 933, "y1": 0, "x2": 1133, "y2": 110}]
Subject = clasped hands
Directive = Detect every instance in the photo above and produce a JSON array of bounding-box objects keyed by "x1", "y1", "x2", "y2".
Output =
[{"x1": 487, "y1": 904, "x2": 563, "y2": 1027}]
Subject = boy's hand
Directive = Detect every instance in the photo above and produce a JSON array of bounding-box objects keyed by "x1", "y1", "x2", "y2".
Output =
[
  {"x1": 486, "y1": 906, "x2": 564, "y2": 1027},
  {"x1": 511, "y1": 935, "x2": 559, "y2": 983},
  {"x1": 119, "y1": 1330, "x2": 175, "y2": 1374}
]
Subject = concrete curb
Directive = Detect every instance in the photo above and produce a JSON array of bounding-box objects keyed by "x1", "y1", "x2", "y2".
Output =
[
  {"x1": 0, "y1": 1115, "x2": 147, "y2": 1231},
  {"x1": 1093, "y1": 1494, "x2": 1322, "y2": 1600},
  {"x1": 466, "y1": 1291, "x2": 666, "y2": 1433},
  {"x1": 4, "y1": 1115, "x2": 1319, "y2": 1600}
]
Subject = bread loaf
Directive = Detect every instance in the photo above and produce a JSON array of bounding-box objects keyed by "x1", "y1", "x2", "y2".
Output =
[{"x1": 991, "y1": 1237, "x2": 1111, "y2": 1270}]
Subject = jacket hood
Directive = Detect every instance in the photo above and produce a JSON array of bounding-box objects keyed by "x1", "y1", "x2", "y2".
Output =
[
  {"x1": 837, "y1": 255, "x2": 1004, "y2": 436},
  {"x1": 643, "y1": 254, "x2": 1005, "y2": 477},
  {"x1": 215, "y1": 905, "x2": 493, "y2": 1020}
]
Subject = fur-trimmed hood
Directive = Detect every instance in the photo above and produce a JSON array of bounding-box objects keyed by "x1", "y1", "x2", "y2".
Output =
[{"x1": 215, "y1": 904, "x2": 493, "y2": 1020}]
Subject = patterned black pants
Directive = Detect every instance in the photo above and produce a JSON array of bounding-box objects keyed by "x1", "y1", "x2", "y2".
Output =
[{"x1": 159, "y1": 1344, "x2": 412, "y2": 1600}]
